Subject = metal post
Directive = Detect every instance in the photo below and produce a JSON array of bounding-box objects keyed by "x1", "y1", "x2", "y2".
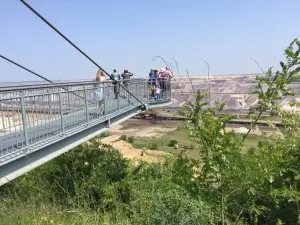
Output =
[
  {"x1": 103, "y1": 85, "x2": 106, "y2": 115},
  {"x1": 144, "y1": 81, "x2": 146, "y2": 98},
  {"x1": 136, "y1": 82, "x2": 138, "y2": 103},
  {"x1": 47, "y1": 89, "x2": 52, "y2": 115},
  {"x1": 67, "y1": 87, "x2": 71, "y2": 111},
  {"x1": 107, "y1": 84, "x2": 110, "y2": 99},
  {"x1": 146, "y1": 82, "x2": 149, "y2": 100},
  {"x1": 170, "y1": 80, "x2": 172, "y2": 100},
  {"x1": 58, "y1": 90, "x2": 65, "y2": 135},
  {"x1": 127, "y1": 84, "x2": 130, "y2": 106},
  {"x1": 20, "y1": 91, "x2": 29, "y2": 151},
  {"x1": 117, "y1": 91, "x2": 120, "y2": 111},
  {"x1": 84, "y1": 87, "x2": 89, "y2": 124}
]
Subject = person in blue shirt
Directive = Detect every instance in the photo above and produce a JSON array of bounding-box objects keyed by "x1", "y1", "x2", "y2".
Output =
[{"x1": 148, "y1": 69, "x2": 157, "y2": 98}]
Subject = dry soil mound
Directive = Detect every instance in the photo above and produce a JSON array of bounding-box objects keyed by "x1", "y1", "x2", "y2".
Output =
[{"x1": 100, "y1": 135, "x2": 169, "y2": 164}]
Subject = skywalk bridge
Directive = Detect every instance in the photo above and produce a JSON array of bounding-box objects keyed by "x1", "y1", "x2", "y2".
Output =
[{"x1": 0, "y1": 79, "x2": 172, "y2": 186}]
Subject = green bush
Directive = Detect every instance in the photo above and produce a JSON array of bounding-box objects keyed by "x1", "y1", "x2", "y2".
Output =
[
  {"x1": 148, "y1": 143, "x2": 158, "y2": 150},
  {"x1": 100, "y1": 131, "x2": 110, "y2": 138},
  {"x1": 168, "y1": 140, "x2": 178, "y2": 147},
  {"x1": 130, "y1": 181, "x2": 212, "y2": 225},
  {"x1": 1, "y1": 37, "x2": 300, "y2": 225},
  {"x1": 127, "y1": 136, "x2": 135, "y2": 144},
  {"x1": 119, "y1": 135, "x2": 127, "y2": 141},
  {"x1": 133, "y1": 143, "x2": 146, "y2": 149},
  {"x1": 0, "y1": 141, "x2": 129, "y2": 211}
]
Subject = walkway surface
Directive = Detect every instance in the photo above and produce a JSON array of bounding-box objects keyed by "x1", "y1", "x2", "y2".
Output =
[{"x1": 0, "y1": 79, "x2": 172, "y2": 185}]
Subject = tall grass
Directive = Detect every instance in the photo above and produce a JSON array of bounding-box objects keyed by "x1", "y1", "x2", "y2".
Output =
[{"x1": 0, "y1": 141, "x2": 211, "y2": 225}]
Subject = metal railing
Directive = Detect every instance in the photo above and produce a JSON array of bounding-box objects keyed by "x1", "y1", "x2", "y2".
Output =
[{"x1": 0, "y1": 79, "x2": 171, "y2": 166}]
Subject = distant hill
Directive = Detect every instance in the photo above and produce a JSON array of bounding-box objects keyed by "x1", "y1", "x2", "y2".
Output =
[{"x1": 170, "y1": 75, "x2": 300, "y2": 111}]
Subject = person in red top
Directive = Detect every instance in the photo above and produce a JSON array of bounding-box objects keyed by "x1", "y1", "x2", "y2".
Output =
[
  {"x1": 158, "y1": 68, "x2": 165, "y2": 97},
  {"x1": 163, "y1": 67, "x2": 173, "y2": 98}
]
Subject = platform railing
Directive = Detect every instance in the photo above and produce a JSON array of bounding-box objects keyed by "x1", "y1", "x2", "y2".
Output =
[{"x1": 0, "y1": 78, "x2": 171, "y2": 166}]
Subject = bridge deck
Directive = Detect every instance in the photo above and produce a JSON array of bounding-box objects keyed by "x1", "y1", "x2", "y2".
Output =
[{"x1": 0, "y1": 80, "x2": 172, "y2": 173}]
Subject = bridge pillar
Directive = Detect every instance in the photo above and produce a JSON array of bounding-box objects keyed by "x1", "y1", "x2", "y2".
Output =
[{"x1": 105, "y1": 119, "x2": 110, "y2": 128}]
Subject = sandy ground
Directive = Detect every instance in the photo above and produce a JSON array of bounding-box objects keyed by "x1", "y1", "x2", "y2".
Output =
[
  {"x1": 104, "y1": 119, "x2": 282, "y2": 163},
  {"x1": 103, "y1": 120, "x2": 176, "y2": 163},
  {"x1": 99, "y1": 134, "x2": 169, "y2": 164},
  {"x1": 109, "y1": 119, "x2": 178, "y2": 138}
]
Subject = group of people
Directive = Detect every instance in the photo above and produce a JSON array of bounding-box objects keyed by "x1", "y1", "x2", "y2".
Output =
[
  {"x1": 148, "y1": 67, "x2": 173, "y2": 100},
  {"x1": 93, "y1": 67, "x2": 172, "y2": 114}
]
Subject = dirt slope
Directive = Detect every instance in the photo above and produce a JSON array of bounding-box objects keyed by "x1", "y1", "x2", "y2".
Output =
[{"x1": 100, "y1": 135, "x2": 170, "y2": 163}]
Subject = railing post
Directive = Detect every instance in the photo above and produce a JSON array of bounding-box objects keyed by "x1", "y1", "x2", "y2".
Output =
[
  {"x1": 144, "y1": 80, "x2": 146, "y2": 98},
  {"x1": 58, "y1": 90, "x2": 65, "y2": 135},
  {"x1": 20, "y1": 91, "x2": 29, "y2": 152},
  {"x1": 170, "y1": 80, "x2": 172, "y2": 99},
  {"x1": 107, "y1": 84, "x2": 110, "y2": 99},
  {"x1": 47, "y1": 89, "x2": 52, "y2": 115},
  {"x1": 117, "y1": 90, "x2": 120, "y2": 111},
  {"x1": 136, "y1": 82, "x2": 138, "y2": 101},
  {"x1": 84, "y1": 87, "x2": 89, "y2": 124},
  {"x1": 103, "y1": 85, "x2": 106, "y2": 115},
  {"x1": 127, "y1": 84, "x2": 130, "y2": 106},
  {"x1": 146, "y1": 81, "x2": 149, "y2": 100},
  {"x1": 67, "y1": 87, "x2": 71, "y2": 111}
]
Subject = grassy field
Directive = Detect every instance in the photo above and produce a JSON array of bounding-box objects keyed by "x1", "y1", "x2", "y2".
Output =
[
  {"x1": 155, "y1": 109, "x2": 282, "y2": 121},
  {"x1": 130, "y1": 128, "x2": 261, "y2": 158}
]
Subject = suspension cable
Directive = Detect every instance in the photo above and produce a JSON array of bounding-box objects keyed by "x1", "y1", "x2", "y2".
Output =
[
  {"x1": 20, "y1": 0, "x2": 146, "y2": 109},
  {"x1": 0, "y1": 54, "x2": 96, "y2": 104},
  {"x1": 186, "y1": 69, "x2": 196, "y2": 98},
  {"x1": 172, "y1": 58, "x2": 181, "y2": 78},
  {"x1": 172, "y1": 57, "x2": 191, "y2": 98},
  {"x1": 1, "y1": 54, "x2": 53, "y2": 83}
]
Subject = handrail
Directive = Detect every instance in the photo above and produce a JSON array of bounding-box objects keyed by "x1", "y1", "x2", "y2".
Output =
[
  {"x1": 0, "y1": 79, "x2": 146, "y2": 92},
  {"x1": 0, "y1": 78, "x2": 145, "y2": 89}
]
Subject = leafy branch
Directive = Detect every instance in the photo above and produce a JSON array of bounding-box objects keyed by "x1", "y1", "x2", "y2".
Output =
[{"x1": 243, "y1": 38, "x2": 300, "y2": 141}]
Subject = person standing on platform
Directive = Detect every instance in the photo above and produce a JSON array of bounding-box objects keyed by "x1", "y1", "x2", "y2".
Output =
[
  {"x1": 148, "y1": 69, "x2": 157, "y2": 99},
  {"x1": 163, "y1": 67, "x2": 173, "y2": 98},
  {"x1": 111, "y1": 69, "x2": 120, "y2": 99},
  {"x1": 121, "y1": 69, "x2": 133, "y2": 98},
  {"x1": 158, "y1": 68, "x2": 165, "y2": 98},
  {"x1": 94, "y1": 69, "x2": 106, "y2": 114},
  {"x1": 155, "y1": 82, "x2": 161, "y2": 100}
]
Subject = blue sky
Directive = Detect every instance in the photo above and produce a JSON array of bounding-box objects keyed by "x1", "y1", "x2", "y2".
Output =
[{"x1": 0, "y1": 0, "x2": 299, "y2": 82}]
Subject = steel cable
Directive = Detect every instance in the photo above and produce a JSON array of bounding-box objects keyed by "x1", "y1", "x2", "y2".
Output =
[{"x1": 20, "y1": 0, "x2": 146, "y2": 109}]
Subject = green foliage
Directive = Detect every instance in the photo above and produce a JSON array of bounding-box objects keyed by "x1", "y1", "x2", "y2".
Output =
[
  {"x1": 100, "y1": 131, "x2": 110, "y2": 137},
  {"x1": 119, "y1": 135, "x2": 127, "y2": 141},
  {"x1": 1, "y1": 38, "x2": 300, "y2": 225},
  {"x1": 127, "y1": 136, "x2": 135, "y2": 144},
  {"x1": 179, "y1": 38, "x2": 300, "y2": 225},
  {"x1": 130, "y1": 182, "x2": 211, "y2": 225},
  {"x1": 177, "y1": 121, "x2": 188, "y2": 130},
  {"x1": 148, "y1": 142, "x2": 158, "y2": 150},
  {"x1": 168, "y1": 139, "x2": 178, "y2": 147},
  {"x1": 0, "y1": 143, "x2": 212, "y2": 225}
]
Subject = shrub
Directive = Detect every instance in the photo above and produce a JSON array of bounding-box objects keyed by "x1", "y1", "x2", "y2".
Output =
[
  {"x1": 127, "y1": 136, "x2": 135, "y2": 144},
  {"x1": 100, "y1": 131, "x2": 110, "y2": 138},
  {"x1": 148, "y1": 143, "x2": 158, "y2": 150},
  {"x1": 130, "y1": 180, "x2": 212, "y2": 225},
  {"x1": 133, "y1": 143, "x2": 146, "y2": 149},
  {"x1": 177, "y1": 122, "x2": 187, "y2": 130},
  {"x1": 119, "y1": 135, "x2": 127, "y2": 141},
  {"x1": 168, "y1": 140, "x2": 178, "y2": 147}
]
